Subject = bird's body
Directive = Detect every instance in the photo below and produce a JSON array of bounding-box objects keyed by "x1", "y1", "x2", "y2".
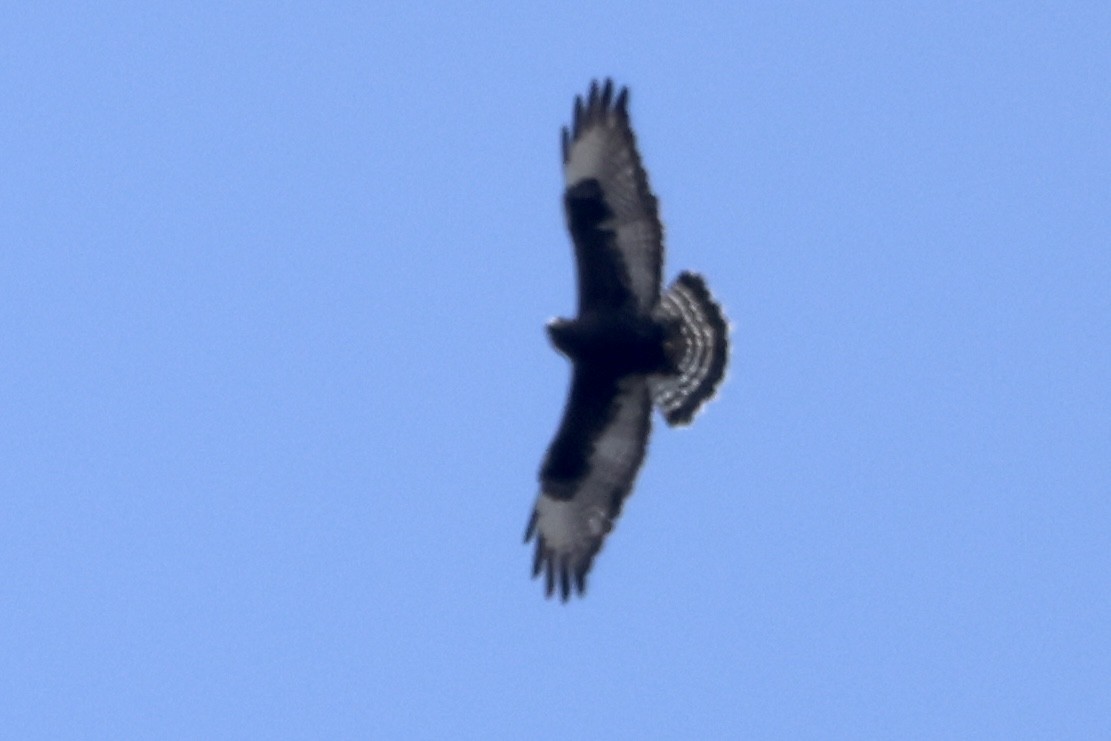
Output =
[{"x1": 547, "y1": 313, "x2": 672, "y2": 375}]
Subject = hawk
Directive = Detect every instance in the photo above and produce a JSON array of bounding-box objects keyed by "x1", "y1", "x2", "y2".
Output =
[{"x1": 524, "y1": 80, "x2": 730, "y2": 601}]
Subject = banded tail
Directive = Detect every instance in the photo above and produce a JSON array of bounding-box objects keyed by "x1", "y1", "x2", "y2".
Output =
[{"x1": 651, "y1": 272, "x2": 729, "y2": 426}]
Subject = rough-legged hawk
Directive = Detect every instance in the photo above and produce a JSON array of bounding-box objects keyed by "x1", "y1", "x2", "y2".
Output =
[{"x1": 524, "y1": 80, "x2": 729, "y2": 601}]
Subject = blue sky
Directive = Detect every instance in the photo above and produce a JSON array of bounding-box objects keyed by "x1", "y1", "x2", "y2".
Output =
[{"x1": 3, "y1": 3, "x2": 1109, "y2": 738}]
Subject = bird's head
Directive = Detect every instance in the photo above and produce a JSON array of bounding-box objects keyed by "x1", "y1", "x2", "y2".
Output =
[{"x1": 545, "y1": 317, "x2": 579, "y2": 359}]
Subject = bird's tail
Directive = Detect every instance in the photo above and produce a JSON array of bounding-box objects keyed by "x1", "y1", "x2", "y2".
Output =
[{"x1": 650, "y1": 272, "x2": 729, "y2": 426}]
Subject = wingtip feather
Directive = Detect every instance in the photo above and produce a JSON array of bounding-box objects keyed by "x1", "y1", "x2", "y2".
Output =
[{"x1": 531, "y1": 538, "x2": 543, "y2": 577}]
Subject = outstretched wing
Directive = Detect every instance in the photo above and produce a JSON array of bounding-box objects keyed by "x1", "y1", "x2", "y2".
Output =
[
  {"x1": 525, "y1": 370, "x2": 652, "y2": 601},
  {"x1": 562, "y1": 79, "x2": 663, "y2": 316}
]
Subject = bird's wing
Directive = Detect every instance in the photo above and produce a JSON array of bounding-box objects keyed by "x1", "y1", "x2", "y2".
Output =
[
  {"x1": 562, "y1": 79, "x2": 663, "y2": 316},
  {"x1": 526, "y1": 369, "x2": 652, "y2": 600}
]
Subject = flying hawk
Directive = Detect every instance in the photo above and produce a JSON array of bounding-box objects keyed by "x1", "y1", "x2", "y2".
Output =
[{"x1": 524, "y1": 80, "x2": 729, "y2": 601}]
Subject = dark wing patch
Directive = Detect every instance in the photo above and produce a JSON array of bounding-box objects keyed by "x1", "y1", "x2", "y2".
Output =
[
  {"x1": 525, "y1": 370, "x2": 652, "y2": 601},
  {"x1": 562, "y1": 79, "x2": 663, "y2": 316},
  {"x1": 563, "y1": 179, "x2": 633, "y2": 314}
]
